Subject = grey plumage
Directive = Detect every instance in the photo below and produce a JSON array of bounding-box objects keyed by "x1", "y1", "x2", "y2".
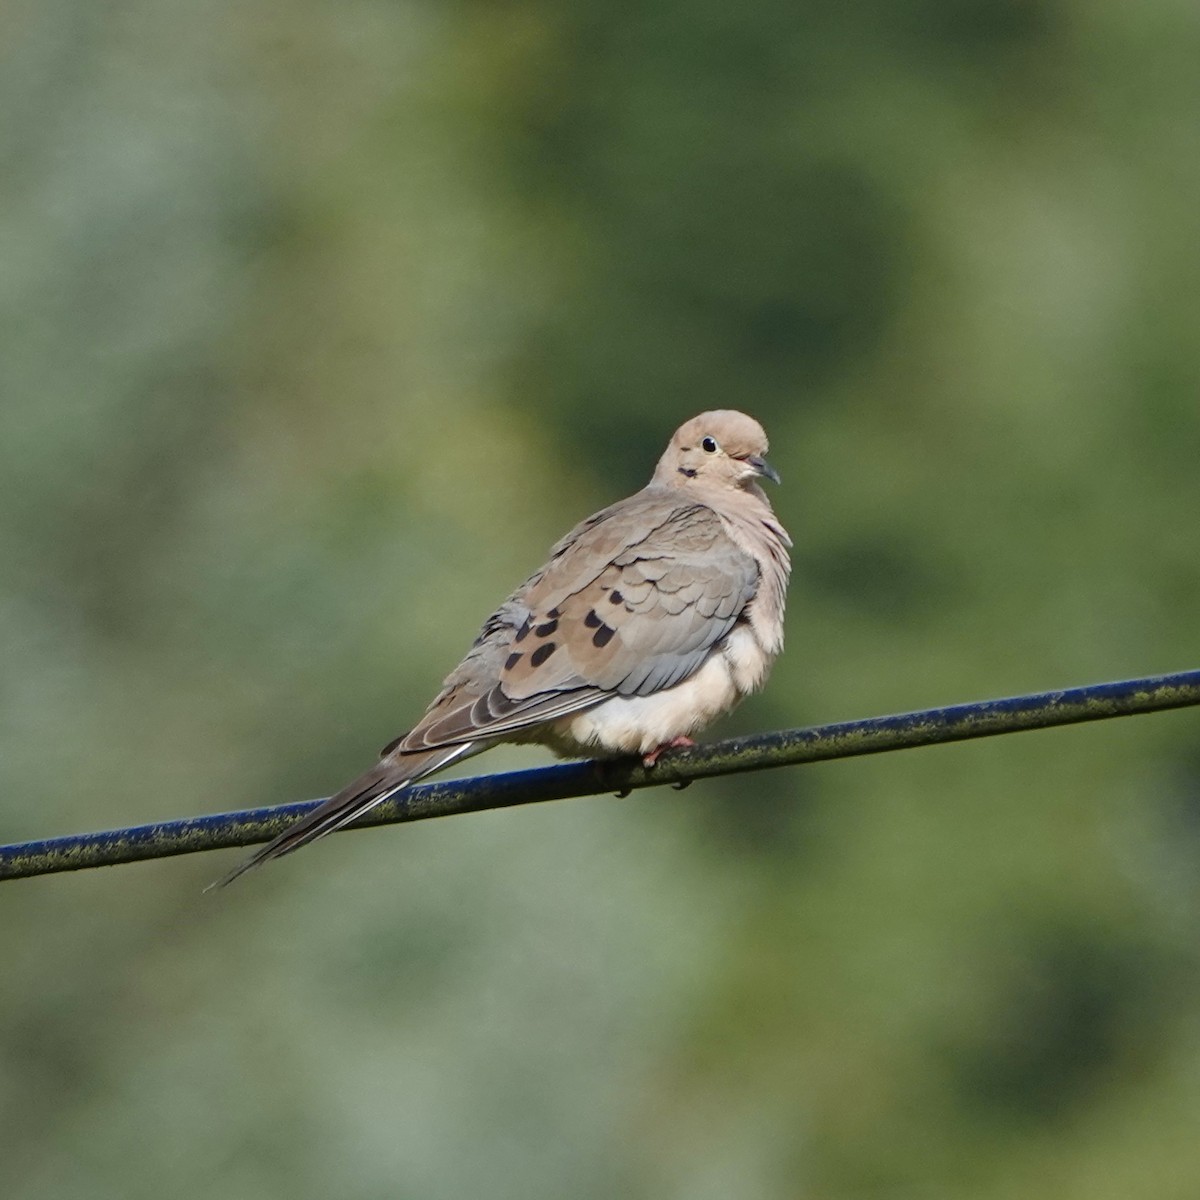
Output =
[{"x1": 212, "y1": 409, "x2": 791, "y2": 887}]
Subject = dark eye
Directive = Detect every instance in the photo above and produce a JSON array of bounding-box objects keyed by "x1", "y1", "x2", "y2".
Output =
[{"x1": 701, "y1": 436, "x2": 718, "y2": 453}]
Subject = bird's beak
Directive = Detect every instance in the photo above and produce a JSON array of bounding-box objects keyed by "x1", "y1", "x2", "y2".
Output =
[{"x1": 744, "y1": 454, "x2": 781, "y2": 485}]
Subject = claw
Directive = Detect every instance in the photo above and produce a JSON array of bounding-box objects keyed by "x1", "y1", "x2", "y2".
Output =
[
  {"x1": 595, "y1": 759, "x2": 633, "y2": 798},
  {"x1": 641, "y1": 736, "x2": 697, "y2": 769}
]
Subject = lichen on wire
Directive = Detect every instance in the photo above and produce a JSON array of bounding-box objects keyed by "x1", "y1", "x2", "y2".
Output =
[{"x1": 3, "y1": 669, "x2": 1199, "y2": 883}]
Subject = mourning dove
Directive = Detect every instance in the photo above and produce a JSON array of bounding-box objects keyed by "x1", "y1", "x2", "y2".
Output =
[{"x1": 214, "y1": 410, "x2": 791, "y2": 886}]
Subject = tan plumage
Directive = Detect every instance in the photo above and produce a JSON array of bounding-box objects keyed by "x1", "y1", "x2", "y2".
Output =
[{"x1": 213, "y1": 410, "x2": 791, "y2": 886}]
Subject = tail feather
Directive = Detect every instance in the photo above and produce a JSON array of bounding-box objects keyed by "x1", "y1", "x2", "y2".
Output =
[{"x1": 208, "y1": 743, "x2": 476, "y2": 889}]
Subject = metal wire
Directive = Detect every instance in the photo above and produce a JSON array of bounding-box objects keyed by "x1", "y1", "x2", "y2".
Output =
[{"x1": 3, "y1": 668, "x2": 1199, "y2": 882}]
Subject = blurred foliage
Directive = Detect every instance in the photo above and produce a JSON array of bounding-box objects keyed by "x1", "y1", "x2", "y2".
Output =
[{"x1": 4, "y1": 0, "x2": 1200, "y2": 1196}]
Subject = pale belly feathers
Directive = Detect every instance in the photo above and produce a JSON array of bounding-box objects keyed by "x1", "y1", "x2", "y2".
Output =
[{"x1": 543, "y1": 623, "x2": 773, "y2": 757}]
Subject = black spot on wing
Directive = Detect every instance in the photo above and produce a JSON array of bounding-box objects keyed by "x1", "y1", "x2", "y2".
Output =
[
  {"x1": 530, "y1": 642, "x2": 557, "y2": 668},
  {"x1": 609, "y1": 590, "x2": 624, "y2": 605},
  {"x1": 535, "y1": 618, "x2": 558, "y2": 636},
  {"x1": 505, "y1": 652, "x2": 522, "y2": 670},
  {"x1": 584, "y1": 609, "x2": 601, "y2": 629},
  {"x1": 592, "y1": 623, "x2": 615, "y2": 648}
]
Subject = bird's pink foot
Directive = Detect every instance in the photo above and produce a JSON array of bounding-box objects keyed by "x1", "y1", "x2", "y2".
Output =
[{"x1": 642, "y1": 736, "x2": 696, "y2": 768}]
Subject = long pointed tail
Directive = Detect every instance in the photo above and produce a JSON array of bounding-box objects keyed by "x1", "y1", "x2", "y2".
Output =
[{"x1": 208, "y1": 742, "x2": 477, "y2": 889}]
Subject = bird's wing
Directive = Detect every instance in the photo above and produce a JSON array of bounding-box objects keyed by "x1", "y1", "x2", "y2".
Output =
[{"x1": 398, "y1": 494, "x2": 760, "y2": 750}]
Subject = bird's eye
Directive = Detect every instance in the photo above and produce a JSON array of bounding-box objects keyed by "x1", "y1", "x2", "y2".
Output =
[{"x1": 701, "y1": 436, "x2": 718, "y2": 453}]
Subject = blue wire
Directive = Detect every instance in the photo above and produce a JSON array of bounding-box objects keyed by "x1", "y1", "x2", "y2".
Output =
[{"x1": 3, "y1": 668, "x2": 1199, "y2": 882}]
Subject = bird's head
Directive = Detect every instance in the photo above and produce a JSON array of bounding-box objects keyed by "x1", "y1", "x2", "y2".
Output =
[{"x1": 654, "y1": 410, "x2": 780, "y2": 494}]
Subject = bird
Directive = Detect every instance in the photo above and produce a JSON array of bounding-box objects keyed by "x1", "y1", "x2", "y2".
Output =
[{"x1": 213, "y1": 409, "x2": 791, "y2": 886}]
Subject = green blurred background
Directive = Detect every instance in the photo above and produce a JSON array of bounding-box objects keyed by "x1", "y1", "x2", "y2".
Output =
[{"x1": 4, "y1": 1, "x2": 1200, "y2": 1196}]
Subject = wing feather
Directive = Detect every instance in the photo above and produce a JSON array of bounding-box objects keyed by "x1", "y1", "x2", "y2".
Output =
[{"x1": 382, "y1": 494, "x2": 759, "y2": 753}]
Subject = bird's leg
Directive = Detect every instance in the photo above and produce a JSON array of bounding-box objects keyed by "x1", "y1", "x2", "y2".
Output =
[
  {"x1": 597, "y1": 737, "x2": 698, "y2": 798},
  {"x1": 642, "y1": 736, "x2": 696, "y2": 769}
]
